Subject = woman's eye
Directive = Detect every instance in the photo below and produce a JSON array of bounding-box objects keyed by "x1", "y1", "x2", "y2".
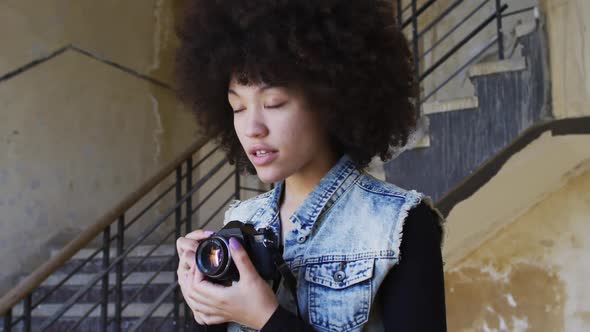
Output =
[
  {"x1": 265, "y1": 102, "x2": 286, "y2": 109},
  {"x1": 232, "y1": 108, "x2": 245, "y2": 113}
]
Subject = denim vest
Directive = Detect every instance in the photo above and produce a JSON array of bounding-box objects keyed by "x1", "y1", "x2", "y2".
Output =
[{"x1": 225, "y1": 154, "x2": 444, "y2": 332}]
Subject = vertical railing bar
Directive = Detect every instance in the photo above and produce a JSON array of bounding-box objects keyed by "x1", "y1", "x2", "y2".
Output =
[
  {"x1": 235, "y1": 166, "x2": 241, "y2": 201},
  {"x1": 101, "y1": 226, "x2": 110, "y2": 332},
  {"x1": 115, "y1": 215, "x2": 124, "y2": 332},
  {"x1": 174, "y1": 165, "x2": 184, "y2": 331},
  {"x1": 186, "y1": 157, "x2": 194, "y2": 233},
  {"x1": 397, "y1": 0, "x2": 403, "y2": 29},
  {"x1": 23, "y1": 294, "x2": 31, "y2": 332},
  {"x1": 184, "y1": 156, "x2": 194, "y2": 331},
  {"x1": 411, "y1": 0, "x2": 422, "y2": 113},
  {"x1": 495, "y1": 0, "x2": 505, "y2": 59},
  {"x1": 3, "y1": 308, "x2": 11, "y2": 332}
]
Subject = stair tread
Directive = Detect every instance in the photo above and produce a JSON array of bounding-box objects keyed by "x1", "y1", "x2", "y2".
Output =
[
  {"x1": 423, "y1": 96, "x2": 479, "y2": 115},
  {"x1": 51, "y1": 244, "x2": 176, "y2": 260},
  {"x1": 468, "y1": 58, "x2": 526, "y2": 77},
  {"x1": 12, "y1": 302, "x2": 176, "y2": 318},
  {"x1": 32, "y1": 271, "x2": 175, "y2": 287}
]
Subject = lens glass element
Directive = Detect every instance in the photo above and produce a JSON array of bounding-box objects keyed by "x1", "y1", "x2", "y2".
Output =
[{"x1": 198, "y1": 240, "x2": 227, "y2": 274}]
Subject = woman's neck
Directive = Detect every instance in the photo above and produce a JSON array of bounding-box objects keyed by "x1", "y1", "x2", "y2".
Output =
[{"x1": 281, "y1": 152, "x2": 340, "y2": 212}]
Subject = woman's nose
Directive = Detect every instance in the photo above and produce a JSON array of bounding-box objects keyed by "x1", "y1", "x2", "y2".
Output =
[{"x1": 244, "y1": 109, "x2": 269, "y2": 138}]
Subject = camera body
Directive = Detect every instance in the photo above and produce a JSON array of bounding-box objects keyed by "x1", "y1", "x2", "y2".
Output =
[{"x1": 195, "y1": 221, "x2": 280, "y2": 282}]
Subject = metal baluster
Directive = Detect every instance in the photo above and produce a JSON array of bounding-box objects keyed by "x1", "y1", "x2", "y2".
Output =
[
  {"x1": 23, "y1": 294, "x2": 31, "y2": 332},
  {"x1": 184, "y1": 157, "x2": 195, "y2": 332},
  {"x1": 411, "y1": 0, "x2": 421, "y2": 112},
  {"x1": 101, "y1": 226, "x2": 110, "y2": 331},
  {"x1": 3, "y1": 308, "x2": 11, "y2": 332},
  {"x1": 186, "y1": 157, "x2": 193, "y2": 232},
  {"x1": 397, "y1": 0, "x2": 403, "y2": 29},
  {"x1": 173, "y1": 165, "x2": 185, "y2": 331},
  {"x1": 495, "y1": 0, "x2": 505, "y2": 59},
  {"x1": 114, "y1": 215, "x2": 124, "y2": 332},
  {"x1": 234, "y1": 166, "x2": 241, "y2": 201}
]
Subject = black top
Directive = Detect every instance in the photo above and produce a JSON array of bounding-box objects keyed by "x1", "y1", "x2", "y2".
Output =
[{"x1": 195, "y1": 202, "x2": 447, "y2": 331}]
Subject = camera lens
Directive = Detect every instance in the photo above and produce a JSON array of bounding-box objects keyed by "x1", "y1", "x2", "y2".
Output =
[
  {"x1": 196, "y1": 237, "x2": 230, "y2": 278},
  {"x1": 203, "y1": 242, "x2": 222, "y2": 269}
]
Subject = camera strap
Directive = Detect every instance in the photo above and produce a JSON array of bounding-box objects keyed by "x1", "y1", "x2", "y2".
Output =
[{"x1": 270, "y1": 247, "x2": 301, "y2": 320}]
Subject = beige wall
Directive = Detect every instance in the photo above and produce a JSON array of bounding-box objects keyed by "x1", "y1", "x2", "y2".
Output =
[
  {"x1": 540, "y1": 0, "x2": 590, "y2": 118},
  {"x1": 0, "y1": 0, "x2": 217, "y2": 295},
  {"x1": 445, "y1": 167, "x2": 590, "y2": 331}
]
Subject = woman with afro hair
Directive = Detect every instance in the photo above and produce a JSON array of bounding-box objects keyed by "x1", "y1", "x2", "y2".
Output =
[{"x1": 175, "y1": 0, "x2": 447, "y2": 331}]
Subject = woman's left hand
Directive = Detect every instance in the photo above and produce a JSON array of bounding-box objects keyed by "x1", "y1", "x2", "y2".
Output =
[{"x1": 179, "y1": 237, "x2": 279, "y2": 329}]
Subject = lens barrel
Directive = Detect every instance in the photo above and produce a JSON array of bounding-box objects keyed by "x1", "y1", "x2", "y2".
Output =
[{"x1": 195, "y1": 236, "x2": 231, "y2": 279}]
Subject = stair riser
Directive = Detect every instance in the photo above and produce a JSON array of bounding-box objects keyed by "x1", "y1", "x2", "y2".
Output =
[
  {"x1": 1, "y1": 316, "x2": 185, "y2": 332},
  {"x1": 32, "y1": 284, "x2": 176, "y2": 304},
  {"x1": 57, "y1": 256, "x2": 177, "y2": 275}
]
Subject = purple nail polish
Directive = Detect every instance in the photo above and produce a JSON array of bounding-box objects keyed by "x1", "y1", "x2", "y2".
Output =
[
  {"x1": 204, "y1": 230, "x2": 215, "y2": 235},
  {"x1": 229, "y1": 237, "x2": 241, "y2": 250}
]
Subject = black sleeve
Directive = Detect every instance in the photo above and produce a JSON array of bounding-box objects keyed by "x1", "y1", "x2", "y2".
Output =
[
  {"x1": 192, "y1": 322, "x2": 228, "y2": 332},
  {"x1": 260, "y1": 305, "x2": 316, "y2": 332},
  {"x1": 381, "y1": 201, "x2": 447, "y2": 331},
  {"x1": 261, "y1": 202, "x2": 447, "y2": 332}
]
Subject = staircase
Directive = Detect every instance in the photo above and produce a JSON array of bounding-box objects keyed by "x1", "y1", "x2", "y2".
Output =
[
  {"x1": 1, "y1": 1, "x2": 556, "y2": 331},
  {"x1": 12, "y1": 245, "x2": 177, "y2": 331}
]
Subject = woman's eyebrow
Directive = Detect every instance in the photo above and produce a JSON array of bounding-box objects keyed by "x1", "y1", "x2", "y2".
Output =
[{"x1": 227, "y1": 84, "x2": 276, "y2": 96}]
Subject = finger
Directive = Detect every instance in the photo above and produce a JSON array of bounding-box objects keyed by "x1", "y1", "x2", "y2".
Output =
[
  {"x1": 228, "y1": 237, "x2": 258, "y2": 282},
  {"x1": 193, "y1": 310, "x2": 205, "y2": 325},
  {"x1": 200, "y1": 314, "x2": 227, "y2": 326},
  {"x1": 191, "y1": 274, "x2": 229, "y2": 301},
  {"x1": 185, "y1": 229, "x2": 215, "y2": 241},
  {"x1": 176, "y1": 237, "x2": 199, "y2": 255},
  {"x1": 179, "y1": 250, "x2": 196, "y2": 271}
]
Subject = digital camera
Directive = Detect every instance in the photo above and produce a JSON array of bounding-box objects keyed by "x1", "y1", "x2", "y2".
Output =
[{"x1": 195, "y1": 221, "x2": 280, "y2": 282}]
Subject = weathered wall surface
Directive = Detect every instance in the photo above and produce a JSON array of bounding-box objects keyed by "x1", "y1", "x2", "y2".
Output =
[
  {"x1": 539, "y1": 0, "x2": 590, "y2": 119},
  {"x1": 445, "y1": 167, "x2": 590, "y2": 331},
  {"x1": 0, "y1": 0, "x2": 227, "y2": 295}
]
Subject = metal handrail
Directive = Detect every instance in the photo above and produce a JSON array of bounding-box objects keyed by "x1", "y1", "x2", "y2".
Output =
[{"x1": 0, "y1": 136, "x2": 209, "y2": 316}]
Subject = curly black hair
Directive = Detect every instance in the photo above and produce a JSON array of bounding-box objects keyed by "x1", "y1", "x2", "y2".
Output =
[{"x1": 174, "y1": 0, "x2": 418, "y2": 174}]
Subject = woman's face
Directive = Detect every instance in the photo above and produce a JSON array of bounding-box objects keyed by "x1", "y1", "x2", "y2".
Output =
[{"x1": 228, "y1": 76, "x2": 335, "y2": 184}]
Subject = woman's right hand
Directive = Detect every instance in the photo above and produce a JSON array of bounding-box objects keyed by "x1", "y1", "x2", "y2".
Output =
[{"x1": 176, "y1": 229, "x2": 217, "y2": 324}]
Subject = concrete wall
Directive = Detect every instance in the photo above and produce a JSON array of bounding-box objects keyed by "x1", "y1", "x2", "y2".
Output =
[
  {"x1": 0, "y1": 0, "x2": 221, "y2": 295},
  {"x1": 539, "y1": 0, "x2": 590, "y2": 119},
  {"x1": 445, "y1": 167, "x2": 590, "y2": 331}
]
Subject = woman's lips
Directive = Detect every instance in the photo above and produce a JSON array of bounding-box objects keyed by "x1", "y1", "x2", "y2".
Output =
[{"x1": 251, "y1": 151, "x2": 278, "y2": 166}]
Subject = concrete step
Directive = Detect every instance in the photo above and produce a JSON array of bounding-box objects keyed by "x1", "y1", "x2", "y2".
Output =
[
  {"x1": 30, "y1": 271, "x2": 175, "y2": 288},
  {"x1": 423, "y1": 96, "x2": 479, "y2": 115},
  {"x1": 12, "y1": 302, "x2": 175, "y2": 318},
  {"x1": 50, "y1": 244, "x2": 176, "y2": 260},
  {"x1": 1, "y1": 315, "x2": 180, "y2": 332},
  {"x1": 57, "y1": 254, "x2": 176, "y2": 275},
  {"x1": 32, "y1": 283, "x2": 175, "y2": 304},
  {"x1": 468, "y1": 57, "x2": 527, "y2": 77}
]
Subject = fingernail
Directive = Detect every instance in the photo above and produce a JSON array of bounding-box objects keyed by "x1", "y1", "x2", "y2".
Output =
[
  {"x1": 204, "y1": 230, "x2": 215, "y2": 235},
  {"x1": 229, "y1": 237, "x2": 241, "y2": 250}
]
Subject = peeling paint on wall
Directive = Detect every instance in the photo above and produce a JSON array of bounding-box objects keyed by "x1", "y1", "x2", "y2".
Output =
[{"x1": 445, "y1": 168, "x2": 590, "y2": 331}]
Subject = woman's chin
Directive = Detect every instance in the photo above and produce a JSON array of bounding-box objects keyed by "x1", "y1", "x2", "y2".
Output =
[{"x1": 255, "y1": 167, "x2": 283, "y2": 184}]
